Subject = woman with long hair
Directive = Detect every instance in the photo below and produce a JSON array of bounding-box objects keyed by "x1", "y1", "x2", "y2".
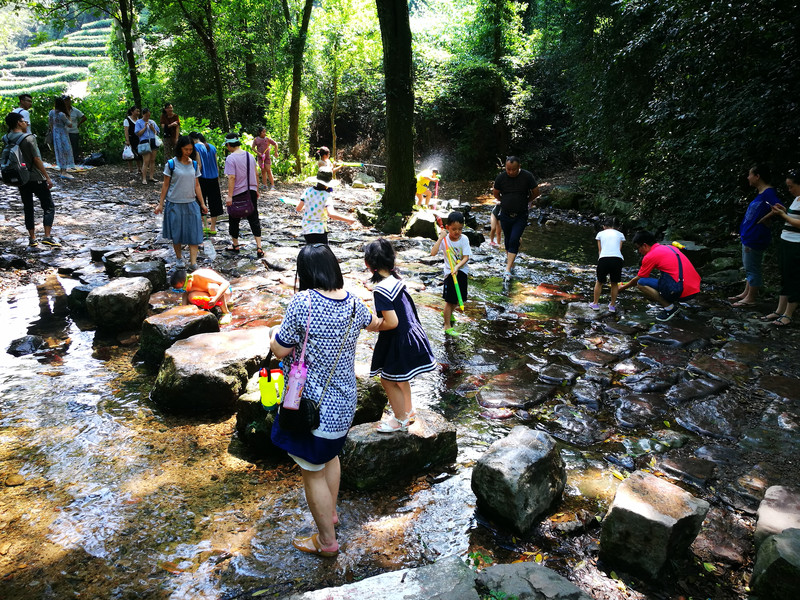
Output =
[
  {"x1": 49, "y1": 95, "x2": 75, "y2": 179},
  {"x1": 135, "y1": 108, "x2": 160, "y2": 184},
  {"x1": 223, "y1": 132, "x2": 264, "y2": 257}
]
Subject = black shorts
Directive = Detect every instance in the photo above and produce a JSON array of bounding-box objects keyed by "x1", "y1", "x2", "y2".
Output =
[
  {"x1": 596, "y1": 257, "x2": 623, "y2": 283},
  {"x1": 442, "y1": 271, "x2": 468, "y2": 305},
  {"x1": 491, "y1": 204, "x2": 501, "y2": 218},
  {"x1": 199, "y1": 177, "x2": 224, "y2": 217}
]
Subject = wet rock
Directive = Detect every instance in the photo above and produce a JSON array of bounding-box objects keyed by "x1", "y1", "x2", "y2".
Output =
[
  {"x1": 355, "y1": 206, "x2": 377, "y2": 227},
  {"x1": 86, "y1": 277, "x2": 152, "y2": 332},
  {"x1": 122, "y1": 260, "x2": 167, "y2": 292},
  {"x1": 691, "y1": 507, "x2": 750, "y2": 566},
  {"x1": 622, "y1": 367, "x2": 680, "y2": 393},
  {"x1": 480, "y1": 407, "x2": 516, "y2": 419},
  {"x1": 750, "y1": 528, "x2": 800, "y2": 599},
  {"x1": 756, "y1": 486, "x2": 800, "y2": 548},
  {"x1": 285, "y1": 554, "x2": 480, "y2": 600},
  {"x1": 90, "y1": 245, "x2": 126, "y2": 262},
  {"x1": 659, "y1": 457, "x2": 715, "y2": 488},
  {"x1": 475, "y1": 562, "x2": 592, "y2": 600},
  {"x1": 538, "y1": 364, "x2": 578, "y2": 385},
  {"x1": 67, "y1": 284, "x2": 100, "y2": 314},
  {"x1": 614, "y1": 393, "x2": 669, "y2": 429},
  {"x1": 675, "y1": 395, "x2": 738, "y2": 440},
  {"x1": 758, "y1": 375, "x2": 800, "y2": 403},
  {"x1": 4, "y1": 474, "x2": 25, "y2": 486},
  {"x1": 652, "y1": 429, "x2": 689, "y2": 448},
  {"x1": 151, "y1": 327, "x2": 271, "y2": 413},
  {"x1": 694, "y1": 444, "x2": 741, "y2": 465},
  {"x1": 462, "y1": 229, "x2": 485, "y2": 247},
  {"x1": 572, "y1": 380, "x2": 602, "y2": 408},
  {"x1": 636, "y1": 345, "x2": 689, "y2": 368},
  {"x1": 715, "y1": 340, "x2": 763, "y2": 364},
  {"x1": 543, "y1": 403, "x2": 607, "y2": 447},
  {"x1": 340, "y1": 409, "x2": 457, "y2": 490},
  {"x1": 352, "y1": 376, "x2": 389, "y2": 425},
  {"x1": 568, "y1": 348, "x2": 617, "y2": 369},
  {"x1": 687, "y1": 354, "x2": 751, "y2": 383},
  {"x1": 524, "y1": 384, "x2": 558, "y2": 408},
  {"x1": 703, "y1": 269, "x2": 742, "y2": 285},
  {"x1": 666, "y1": 377, "x2": 729, "y2": 403},
  {"x1": 602, "y1": 321, "x2": 644, "y2": 335},
  {"x1": 404, "y1": 212, "x2": 438, "y2": 241},
  {"x1": 471, "y1": 427, "x2": 566, "y2": 536},
  {"x1": 718, "y1": 464, "x2": 778, "y2": 515},
  {"x1": 7, "y1": 335, "x2": 46, "y2": 356},
  {"x1": 583, "y1": 366, "x2": 614, "y2": 386},
  {"x1": 600, "y1": 470, "x2": 710, "y2": 579},
  {"x1": 138, "y1": 305, "x2": 220, "y2": 365},
  {"x1": 638, "y1": 324, "x2": 706, "y2": 349},
  {"x1": 101, "y1": 249, "x2": 131, "y2": 277},
  {"x1": 565, "y1": 302, "x2": 607, "y2": 322}
]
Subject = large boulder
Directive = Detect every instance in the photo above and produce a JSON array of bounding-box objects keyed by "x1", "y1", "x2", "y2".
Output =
[
  {"x1": 600, "y1": 470, "x2": 710, "y2": 579},
  {"x1": 138, "y1": 305, "x2": 220, "y2": 364},
  {"x1": 340, "y1": 409, "x2": 457, "y2": 490},
  {"x1": 476, "y1": 562, "x2": 593, "y2": 600},
  {"x1": 471, "y1": 427, "x2": 566, "y2": 536},
  {"x1": 405, "y1": 211, "x2": 438, "y2": 241},
  {"x1": 755, "y1": 486, "x2": 800, "y2": 548},
  {"x1": 750, "y1": 528, "x2": 800, "y2": 599},
  {"x1": 122, "y1": 260, "x2": 167, "y2": 292},
  {"x1": 152, "y1": 327, "x2": 271, "y2": 413},
  {"x1": 86, "y1": 277, "x2": 152, "y2": 332}
]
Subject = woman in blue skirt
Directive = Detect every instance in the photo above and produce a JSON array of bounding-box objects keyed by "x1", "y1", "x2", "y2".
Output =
[
  {"x1": 270, "y1": 244, "x2": 378, "y2": 557},
  {"x1": 365, "y1": 239, "x2": 437, "y2": 432},
  {"x1": 155, "y1": 136, "x2": 208, "y2": 268}
]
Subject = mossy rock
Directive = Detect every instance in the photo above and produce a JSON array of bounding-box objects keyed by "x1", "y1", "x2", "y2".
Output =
[{"x1": 548, "y1": 186, "x2": 585, "y2": 210}]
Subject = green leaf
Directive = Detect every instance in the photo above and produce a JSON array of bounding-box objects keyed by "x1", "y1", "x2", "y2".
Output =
[{"x1": 703, "y1": 562, "x2": 716, "y2": 572}]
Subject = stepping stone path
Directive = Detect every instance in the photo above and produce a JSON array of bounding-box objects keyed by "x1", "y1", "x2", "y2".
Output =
[{"x1": 138, "y1": 305, "x2": 220, "y2": 364}]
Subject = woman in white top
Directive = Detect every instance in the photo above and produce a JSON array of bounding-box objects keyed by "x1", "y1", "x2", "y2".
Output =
[
  {"x1": 135, "y1": 108, "x2": 160, "y2": 185},
  {"x1": 124, "y1": 106, "x2": 141, "y2": 176},
  {"x1": 764, "y1": 170, "x2": 800, "y2": 327}
]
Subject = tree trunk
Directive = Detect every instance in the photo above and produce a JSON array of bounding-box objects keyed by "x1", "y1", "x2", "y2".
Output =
[
  {"x1": 375, "y1": 0, "x2": 415, "y2": 214},
  {"x1": 116, "y1": 0, "x2": 141, "y2": 108},
  {"x1": 331, "y1": 57, "x2": 338, "y2": 160},
  {"x1": 288, "y1": 0, "x2": 315, "y2": 173},
  {"x1": 208, "y1": 36, "x2": 231, "y2": 131}
]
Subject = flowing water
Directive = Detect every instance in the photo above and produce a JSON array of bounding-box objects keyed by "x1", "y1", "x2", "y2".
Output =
[{"x1": 0, "y1": 183, "x2": 791, "y2": 600}]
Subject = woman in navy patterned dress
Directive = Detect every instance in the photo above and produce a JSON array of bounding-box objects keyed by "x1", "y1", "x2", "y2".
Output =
[
  {"x1": 270, "y1": 244, "x2": 378, "y2": 557},
  {"x1": 365, "y1": 239, "x2": 436, "y2": 432}
]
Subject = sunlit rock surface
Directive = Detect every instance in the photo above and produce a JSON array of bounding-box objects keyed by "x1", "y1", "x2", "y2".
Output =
[
  {"x1": 86, "y1": 276, "x2": 152, "y2": 331},
  {"x1": 138, "y1": 304, "x2": 219, "y2": 364},
  {"x1": 600, "y1": 470, "x2": 709, "y2": 579},
  {"x1": 755, "y1": 486, "x2": 800, "y2": 548},
  {"x1": 471, "y1": 427, "x2": 566, "y2": 536}
]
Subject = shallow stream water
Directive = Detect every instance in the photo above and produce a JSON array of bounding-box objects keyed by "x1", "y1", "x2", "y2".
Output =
[{"x1": 1, "y1": 174, "x2": 797, "y2": 600}]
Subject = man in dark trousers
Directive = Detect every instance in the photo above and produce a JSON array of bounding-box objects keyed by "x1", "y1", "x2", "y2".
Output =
[
  {"x1": 492, "y1": 156, "x2": 540, "y2": 281},
  {"x1": 4, "y1": 112, "x2": 58, "y2": 247}
]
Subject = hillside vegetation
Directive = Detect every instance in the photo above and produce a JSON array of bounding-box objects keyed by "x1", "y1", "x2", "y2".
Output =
[{"x1": 0, "y1": 19, "x2": 111, "y2": 96}]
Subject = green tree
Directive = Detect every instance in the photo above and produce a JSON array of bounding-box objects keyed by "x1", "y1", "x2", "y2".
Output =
[{"x1": 281, "y1": 0, "x2": 315, "y2": 173}]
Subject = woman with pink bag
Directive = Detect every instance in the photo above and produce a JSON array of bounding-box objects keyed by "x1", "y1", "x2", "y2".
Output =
[{"x1": 270, "y1": 244, "x2": 378, "y2": 558}]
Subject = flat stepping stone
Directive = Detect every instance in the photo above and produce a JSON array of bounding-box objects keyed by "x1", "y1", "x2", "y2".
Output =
[
  {"x1": 756, "y1": 486, "x2": 800, "y2": 548},
  {"x1": 666, "y1": 377, "x2": 729, "y2": 403},
  {"x1": 675, "y1": 395, "x2": 739, "y2": 440},
  {"x1": 639, "y1": 324, "x2": 706, "y2": 348},
  {"x1": 659, "y1": 456, "x2": 716, "y2": 488},
  {"x1": 538, "y1": 363, "x2": 578, "y2": 385},
  {"x1": 568, "y1": 348, "x2": 617, "y2": 368},
  {"x1": 758, "y1": 375, "x2": 800, "y2": 403},
  {"x1": 715, "y1": 340, "x2": 763, "y2": 364},
  {"x1": 138, "y1": 305, "x2": 220, "y2": 364},
  {"x1": 691, "y1": 507, "x2": 750, "y2": 566},
  {"x1": 614, "y1": 393, "x2": 669, "y2": 429},
  {"x1": 623, "y1": 367, "x2": 680, "y2": 393},
  {"x1": 687, "y1": 354, "x2": 751, "y2": 383}
]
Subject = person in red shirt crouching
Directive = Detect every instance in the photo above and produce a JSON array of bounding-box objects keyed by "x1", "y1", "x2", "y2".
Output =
[{"x1": 619, "y1": 230, "x2": 701, "y2": 321}]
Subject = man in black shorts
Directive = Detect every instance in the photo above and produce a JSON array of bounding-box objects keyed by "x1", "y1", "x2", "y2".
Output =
[{"x1": 492, "y1": 156, "x2": 540, "y2": 281}]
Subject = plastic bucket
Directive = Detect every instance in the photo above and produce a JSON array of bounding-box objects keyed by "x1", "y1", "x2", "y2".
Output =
[{"x1": 259, "y1": 368, "x2": 284, "y2": 410}]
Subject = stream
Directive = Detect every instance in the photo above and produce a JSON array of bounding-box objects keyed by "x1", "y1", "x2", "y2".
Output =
[{"x1": 1, "y1": 168, "x2": 799, "y2": 600}]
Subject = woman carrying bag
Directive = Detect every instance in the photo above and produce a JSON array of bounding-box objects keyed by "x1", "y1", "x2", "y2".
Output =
[
  {"x1": 270, "y1": 244, "x2": 378, "y2": 557},
  {"x1": 223, "y1": 132, "x2": 264, "y2": 257},
  {"x1": 135, "y1": 108, "x2": 160, "y2": 185}
]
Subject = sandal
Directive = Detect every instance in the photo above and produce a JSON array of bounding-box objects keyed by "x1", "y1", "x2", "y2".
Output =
[
  {"x1": 760, "y1": 312, "x2": 783, "y2": 322},
  {"x1": 292, "y1": 533, "x2": 338, "y2": 558},
  {"x1": 731, "y1": 300, "x2": 757, "y2": 308},
  {"x1": 256, "y1": 248, "x2": 265, "y2": 258},
  {"x1": 224, "y1": 245, "x2": 240, "y2": 253},
  {"x1": 376, "y1": 415, "x2": 409, "y2": 433},
  {"x1": 772, "y1": 315, "x2": 792, "y2": 327}
]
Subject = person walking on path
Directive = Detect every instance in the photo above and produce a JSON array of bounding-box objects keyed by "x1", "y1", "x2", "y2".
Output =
[
  {"x1": 63, "y1": 96, "x2": 86, "y2": 163},
  {"x1": 223, "y1": 132, "x2": 264, "y2": 258},
  {"x1": 160, "y1": 103, "x2": 180, "y2": 159},
  {"x1": 190, "y1": 131, "x2": 223, "y2": 235},
  {"x1": 431, "y1": 211, "x2": 470, "y2": 337},
  {"x1": 492, "y1": 156, "x2": 540, "y2": 281},
  {"x1": 296, "y1": 167, "x2": 356, "y2": 246},
  {"x1": 269, "y1": 244, "x2": 378, "y2": 558},
  {"x1": 762, "y1": 169, "x2": 800, "y2": 327},
  {"x1": 729, "y1": 164, "x2": 779, "y2": 307},
  {"x1": 135, "y1": 108, "x2": 160, "y2": 185},
  {"x1": 124, "y1": 106, "x2": 142, "y2": 177},
  {"x1": 252, "y1": 127, "x2": 278, "y2": 190},
  {"x1": 48, "y1": 96, "x2": 75, "y2": 179},
  {"x1": 365, "y1": 239, "x2": 436, "y2": 433},
  {"x1": 619, "y1": 230, "x2": 701, "y2": 322},
  {"x1": 591, "y1": 218, "x2": 625, "y2": 313},
  {"x1": 12, "y1": 94, "x2": 32, "y2": 127},
  {"x1": 155, "y1": 136, "x2": 207, "y2": 269},
  {"x1": 4, "y1": 112, "x2": 58, "y2": 247}
]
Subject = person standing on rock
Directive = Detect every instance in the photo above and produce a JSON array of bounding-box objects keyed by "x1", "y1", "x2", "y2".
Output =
[
  {"x1": 591, "y1": 217, "x2": 625, "y2": 313},
  {"x1": 135, "y1": 108, "x2": 160, "y2": 184},
  {"x1": 252, "y1": 127, "x2": 278, "y2": 190},
  {"x1": 618, "y1": 230, "x2": 701, "y2": 321},
  {"x1": 4, "y1": 112, "x2": 57, "y2": 247},
  {"x1": 223, "y1": 132, "x2": 264, "y2": 258},
  {"x1": 269, "y1": 244, "x2": 379, "y2": 558},
  {"x1": 365, "y1": 238, "x2": 436, "y2": 433},
  {"x1": 728, "y1": 164, "x2": 780, "y2": 307},
  {"x1": 492, "y1": 156, "x2": 540, "y2": 281},
  {"x1": 296, "y1": 167, "x2": 356, "y2": 246},
  {"x1": 155, "y1": 135, "x2": 207, "y2": 269},
  {"x1": 415, "y1": 167, "x2": 439, "y2": 208}
]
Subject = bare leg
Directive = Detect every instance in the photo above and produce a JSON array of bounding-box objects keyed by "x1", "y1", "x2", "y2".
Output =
[
  {"x1": 637, "y1": 283, "x2": 670, "y2": 307},
  {"x1": 173, "y1": 243, "x2": 183, "y2": 261},
  {"x1": 443, "y1": 302, "x2": 455, "y2": 330},
  {"x1": 255, "y1": 236, "x2": 262, "y2": 252},
  {"x1": 300, "y1": 464, "x2": 338, "y2": 548},
  {"x1": 324, "y1": 457, "x2": 341, "y2": 525},
  {"x1": 593, "y1": 280, "x2": 602, "y2": 304},
  {"x1": 188, "y1": 245, "x2": 198, "y2": 265},
  {"x1": 267, "y1": 165, "x2": 275, "y2": 187},
  {"x1": 610, "y1": 282, "x2": 619, "y2": 306},
  {"x1": 209, "y1": 216, "x2": 217, "y2": 231},
  {"x1": 783, "y1": 301, "x2": 797, "y2": 319},
  {"x1": 381, "y1": 379, "x2": 410, "y2": 421},
  {"x1": 506, "y1": 251, "x2": 517, "y2": 272}
]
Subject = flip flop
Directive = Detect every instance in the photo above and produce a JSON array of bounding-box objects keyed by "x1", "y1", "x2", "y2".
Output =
[
  {"x1": 727, "y1": 295, "x2": 745, "y2": 301},
  {"x1": 760, "y1": 313, "x2": 783, "y2": 321},
  {"x1": 292, "y1": 533, "x2": 338, "y2": 557},
  {"x1": 772, "y1": 316, "x2": 792, "y2": 327},
  {"x1": 731, "y1": 300, "x2": 756, "y2": 307}
]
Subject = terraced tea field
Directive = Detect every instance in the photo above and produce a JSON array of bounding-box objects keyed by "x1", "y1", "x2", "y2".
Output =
[{"x1": 0, "y1": 19, "x2": 112, "y2": 96}]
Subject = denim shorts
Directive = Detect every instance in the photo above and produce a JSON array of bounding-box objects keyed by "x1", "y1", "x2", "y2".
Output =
[{"x1": 742, "y1": 244, "x2": 765, "y2": 287}]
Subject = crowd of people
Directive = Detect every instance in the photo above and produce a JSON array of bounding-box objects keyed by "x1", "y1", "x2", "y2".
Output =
[{"x1": 5, "y1": 94, "x2": 800, "y2": 559}]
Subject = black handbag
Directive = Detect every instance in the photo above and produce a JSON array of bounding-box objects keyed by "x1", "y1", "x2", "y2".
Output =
[
  {"x1": 657, "y1": 247, "x2": 684, "y2": 302},
  {"x1": 278, "y1": 299, "x2": 356, "y2": 434},
  {"x1": 227, "y1": 153, "x2": 255, "y2": 218}
]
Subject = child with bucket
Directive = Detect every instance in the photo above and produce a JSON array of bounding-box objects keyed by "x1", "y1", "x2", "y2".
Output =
[
  {"x1": 431, "y1": 211, "x2": 471, "y2": 337},
  {"x1": 365, "y1": 239, "x2": 437, "y2": 432}
]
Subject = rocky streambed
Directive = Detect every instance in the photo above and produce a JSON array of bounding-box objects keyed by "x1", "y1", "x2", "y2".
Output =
[{"x1": 0, "y1": 165, "x2": 798, "y2": 599}]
